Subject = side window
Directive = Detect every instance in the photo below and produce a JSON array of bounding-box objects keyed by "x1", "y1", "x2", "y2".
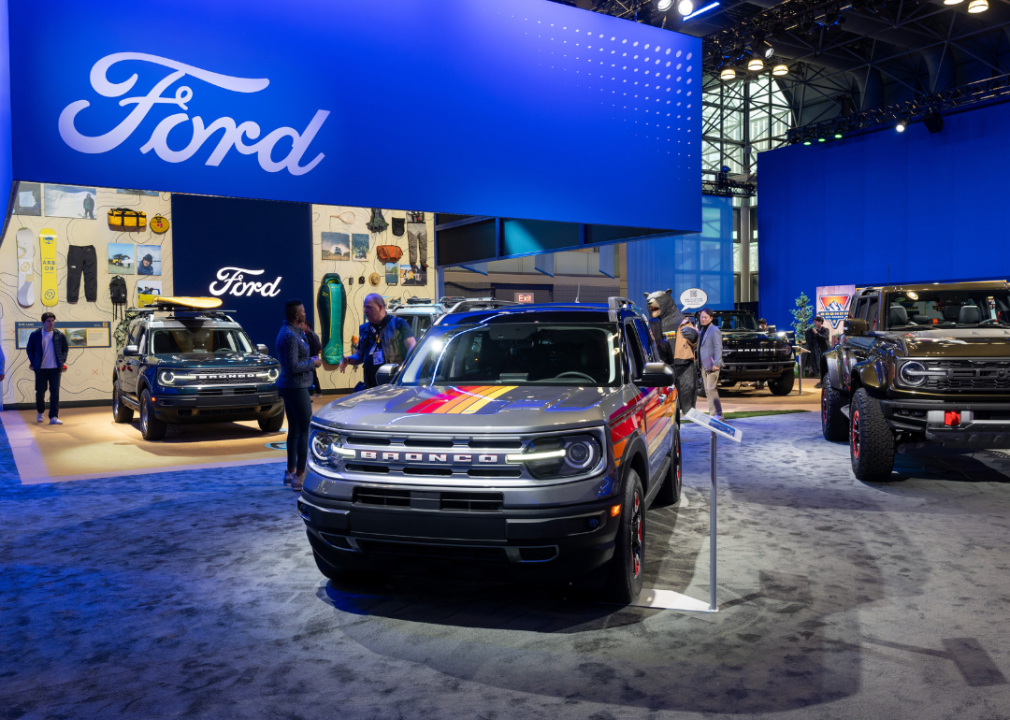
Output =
[
  {"x1": 127, "y1": 323, "x2": 143, "y2": 348},
  {"x1": 136, "y1": 328, "x2": 148, "y2": 354},
  {"x1": 633, "y1": 319, "x2": 658, "y2": 363},
  {"x1": 624, "y1": 322, "x2": 645, "y2": 379},
  {"x1": 865, "y1": 295, "x2": 880, "y2": 330}
]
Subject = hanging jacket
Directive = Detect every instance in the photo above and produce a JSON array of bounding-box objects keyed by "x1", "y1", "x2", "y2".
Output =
[{"x1": 317, "y1": 272, "x2": 347, "y2": 360}]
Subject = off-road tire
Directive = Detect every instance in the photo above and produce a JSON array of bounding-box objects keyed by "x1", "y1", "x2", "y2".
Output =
[
  {"x1": 258, "y1": 411, "x2": 285, "y2": 432},
  {"x1": 849, "y1": 388, "x2": 895, "y2": 482},
  {"x1": 602, "y1": 469, "x2": 646, "y2": 603},
  {"x1": 654, "y1": 425, "x2": 682, "y2": 507},
  {"x1": 821, "y1": 382, "x2": 848, "y2": 442},
  {"x1": 768, "y1": 371, "x2": 795, "y2": 396},
  {"x1": 112, "y1": 377, "x2": 134, "y2": 423},
  {"x1": 140, "y1": 388, "x2": 168, "y2": 441}
]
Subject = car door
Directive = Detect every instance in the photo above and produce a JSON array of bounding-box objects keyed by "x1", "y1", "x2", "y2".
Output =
[
  {"x1": 628, "y1": 319, "x2": 674, "y2": 483},
  {"x1": 844, "y1": 293, "x2": 879, "y2": 388},
  {"x1": 122, "y1": 324, "x2": 146, "y2": 397}
]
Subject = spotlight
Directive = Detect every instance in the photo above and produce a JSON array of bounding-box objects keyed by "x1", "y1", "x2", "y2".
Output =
[
  {"x1": 772, "y1": 63, "x2": 789, "y2": 76},
  {"x1": 825, "y1": 5, "x2": 841, "y2": 24},
  {"x1": 834, "y1": 133, "x2": 843, "y2": 139},
  {"x1": 747, "y1": 57, "x2": 764, "y2": 71},
  {"x1": 818, "y1": 136, "x2": 826, "y2": 142},
  {"x1": 943, "y1": 0, "x2": 964, "y2": 4},
  {"x1": 752, "y1": 30, "x2": 774, "y2": 59},
  {"x1": 896, "y1": 119, "x2": 907, "y2": 133},
  {"x1": 803, "y1": 139, "x2": 812, "y2": 146},
  {"x1": 968, "y1": 0, "x2": 988, "y2": 11},
  {"x1": 658, "y1": 0, "x2": 673, "y2": 10},
  {"x1": 720, "y1": 67, "x2": 736, "y2": 81},
  {"x1": 923, "y1": 108, "x2": 944, "y2": 134},
  {"x1": 677, "y1": 0, "x2": 694, "y2": 14},
  {"x1": 798, "y1": 14, "x2": 816, "y2": 34}
]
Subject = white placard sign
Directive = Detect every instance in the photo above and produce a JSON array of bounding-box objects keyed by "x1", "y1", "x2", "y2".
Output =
[
  {"x1": 680, "y1": 288, "x2": 708, "y2": 310},
  {"x1": 686, "y1": 408, "x2": 743, "y2": 443}
]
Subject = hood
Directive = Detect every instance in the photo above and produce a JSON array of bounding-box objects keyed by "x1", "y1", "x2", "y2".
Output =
[
  {"x1": 150, "y1": 352, "x2": 278, "y2": 368},
  {"x1": 723, "y1": 330, "x2": 788, "y2": 344},
  {"x1": 314, "y1": 384, "x2": 625, "y2": 433},
  {"x1": 895, "y1": 328, "x2": 1010, "y2": 357}
]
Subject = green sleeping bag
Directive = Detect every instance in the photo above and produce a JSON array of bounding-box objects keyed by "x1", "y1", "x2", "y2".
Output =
[{"x1": 317, "y1": 273, "x2": 347, "y2": 364}]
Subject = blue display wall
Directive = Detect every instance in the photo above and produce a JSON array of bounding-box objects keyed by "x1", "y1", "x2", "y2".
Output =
[
  {"x1": 625, "y1": 194, "x2": 734, "y2": 310},
  {"x1": 5, "y1": 0, "x2": 700, "y2": 232},
  {"x1": 759, "y1": 100, "x2": 1010, "y2": 331}
]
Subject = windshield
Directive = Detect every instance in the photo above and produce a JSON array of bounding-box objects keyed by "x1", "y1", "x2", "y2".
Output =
[
  {"x1": 885, "y1": 290, "x2": 1010, "y2": 330},
  {"x1": 150, "y1": 325, "x2": 254, "y2": 355},
  {"x1": 398, "y1": 323, "x2": 622, "y2": 387},
  {"x1": 711, "y1": 313, "x2": 759, "y2": 331}
]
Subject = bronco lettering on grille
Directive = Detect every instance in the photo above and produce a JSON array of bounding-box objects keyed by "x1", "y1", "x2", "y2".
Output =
[{"x1": 356, "y1": 451, "x2": 499, "y2": 463}]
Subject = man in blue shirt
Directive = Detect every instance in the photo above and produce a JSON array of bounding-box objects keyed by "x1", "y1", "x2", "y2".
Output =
[
  {"x1": 339, "y1": 294, "x2": 416, "y2": 388},
  {"x1": 26, "y1": 312, "x2": 69, "y2": 425}
]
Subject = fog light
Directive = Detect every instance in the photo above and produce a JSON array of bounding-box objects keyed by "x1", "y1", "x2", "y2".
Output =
[{"x1": 611, "y1": 504, "x2": 622, "y2": 517}]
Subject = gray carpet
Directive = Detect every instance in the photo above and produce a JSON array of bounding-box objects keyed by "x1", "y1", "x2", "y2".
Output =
[{"x1": 2, "y1": 413, "x2": 1010, "y2": 719}]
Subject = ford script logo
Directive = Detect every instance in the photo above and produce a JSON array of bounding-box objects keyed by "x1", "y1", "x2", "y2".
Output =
[
  {"x1": 209, "y1": 267, "x2": 282, "y2": 298},
  {"x1": 359, "y1": 451, "x2": 501, "y2": 464},
  {"x1": 58, "y1": 53, "x2": 329, "y2": 176}
]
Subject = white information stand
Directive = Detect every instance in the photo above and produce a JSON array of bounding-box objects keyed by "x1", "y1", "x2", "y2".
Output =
[{"x1": 685, "y1": 408, "x2": 742, "y2": 612}]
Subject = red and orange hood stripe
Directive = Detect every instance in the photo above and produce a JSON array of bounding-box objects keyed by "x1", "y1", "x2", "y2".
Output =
[{"x1": 409, "y1": 386, "x2": 518, "y2": 415}]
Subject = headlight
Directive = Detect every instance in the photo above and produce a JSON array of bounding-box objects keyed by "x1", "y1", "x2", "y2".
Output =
[
  {"x1": 777, "y1": 344, "x2": 793, "y2": 356},
  {"x1": 897, "y1": 360, "x2": 945, "y2": 387},
  {"x1": 309, "y1": 429, "x2": 355, "y2": 466},
  {"x1": 158, "y1": 370, "x2": 177, "y2": 386},
  {"x1": 506, "y1": 434, "x2": 603, "y2": 479},
  {"x1": 266, "y1": 367, "x2": 280, "y2": 382}
]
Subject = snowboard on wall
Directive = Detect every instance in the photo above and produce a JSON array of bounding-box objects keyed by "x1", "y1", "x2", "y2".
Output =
[
  {"x1": 16, "y1": 227, "x2": 35, "y2": 307},
  {"x1": 39, "y1": 228, "x2": 59, "y2": 307}
]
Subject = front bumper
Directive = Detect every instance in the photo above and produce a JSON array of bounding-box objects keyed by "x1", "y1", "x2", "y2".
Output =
[
  {"x1": 881, "y1": 399, "x2": 1010, "y2": 448},
  {"x1": 151, "y1": 390, "x2": 282, "y2": 422},
  {"x1": 720, "y1": 360, "x2": 793, "y2": 380},
  {"x1": 298, "y1": 484, "x2": 621, "y2": 581}
]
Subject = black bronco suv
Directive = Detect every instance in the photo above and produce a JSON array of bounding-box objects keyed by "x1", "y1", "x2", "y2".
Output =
[
  {"x1": 298, "y1": 298, "x2": 681, "y2": 603},
  {"x1": 112, "y1": 304, "x2": 284, "y2": 440},
  {"x1": 821, "y1": 281, "x2": 1010, "y2": 481},
  {"x1": 701, "y1": 310, "x2": 795, "y2": 395}
]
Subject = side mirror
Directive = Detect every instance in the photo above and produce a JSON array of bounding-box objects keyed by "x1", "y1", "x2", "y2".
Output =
[
  {"x1": 638, "y1": 361, "x2": 675, "y2": 388},
  {"x1": 844, "y1": 318, "x2": 868, "y2": 337},
  {"x1": 123, "y1": 345, "x2": 140, "y2": 356},
  {"x1": 375, "y1": 363, "x2": 400, "y2": 386},
  {"x1": 256, "y1": 344, "x2": 270, "y2": 355}
]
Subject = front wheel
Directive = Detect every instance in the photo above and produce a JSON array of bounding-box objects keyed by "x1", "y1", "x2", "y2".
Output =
[
  {"x1": 140, "y1": 388, "x2": 168, "y2": 441},
  {"x1": 849, "y1": 388, "x2": 895, "y2": 482},
  {"x1": 768, "y1": 371, "x2": 795, "y2": 396},
  {"x1": 821, "y1": 383, "x2": 848, "y2": 441},
  {"x1": 258, "y1": 411, "x2": 285, "y2": 432},
  {"x1": 112, "y1": 378, "x2": 134, "y2": 423},
  {"x1": 602, "y1": 469, "x2": 646, "y2": 603}
]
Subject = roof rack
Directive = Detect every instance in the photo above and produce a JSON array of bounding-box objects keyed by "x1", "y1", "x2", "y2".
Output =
[
  {"x1": 446, "y1": 299, "x2": 519, "y2": 314},
  {"x1": 129, "y1": 305, "x2": 237, "y2": 318}
]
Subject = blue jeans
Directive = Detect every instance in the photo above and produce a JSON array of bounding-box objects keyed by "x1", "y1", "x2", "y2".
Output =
[{"x1": 279, "y1": 386, "x2": 312, "y2": 473}]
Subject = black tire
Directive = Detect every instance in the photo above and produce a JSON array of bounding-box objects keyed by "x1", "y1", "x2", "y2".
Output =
[
  {"x1": 821, "y1": 383, "x2": 848, "y2": 442},
  {"x1": 653, "y1": 424, "x2": 682, "y2": 507},
  {"x1": 112, "y1": 377, "x2": 134, "y2": 423},
  {"x1": 139, "y1": 388, "x2": 168, "y2": 441},
  {"x1": 602, "y1": 469, "x2": 646, "y2": 604},
  {"x1": 849, "y1": 388, "x2": 895, "y2": 482},
  {"x1": 768, "y1": 371, "x2": 795, "y2": 396},
  {"x1": 258, "y1": 411, "x2": 285, "y2": 432}
]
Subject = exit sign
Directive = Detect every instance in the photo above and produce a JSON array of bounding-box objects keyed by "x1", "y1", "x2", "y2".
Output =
[{"x1": 515, "y1": 292, "x2": 534, "y2": 303}]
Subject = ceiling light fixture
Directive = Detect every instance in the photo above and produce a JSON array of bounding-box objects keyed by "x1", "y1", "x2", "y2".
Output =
[
  {"x1": 772, "y1": 63, "x2": 789, "y2": 76},
  {"x1": 968, "y1": 0, "x2": 988, "y2": 11},
  {"x1": 720, "y1": 67, "x2": 736, "y2": 81},
  {"x1": 676, "y1": 0, "x2": 694, "y2": 15},
  {"x1": 943, "y1": 0, "x2": 964, "y2": 4},
  {"x1": 657, "y1": 0, "x2": 674, "y2": 10},
  {"x1": 747, "y1": 57, "x2": 764, "y2": 71},
  {"x1": 896, "y1": 119, "x2": 907, "y2": 133}
]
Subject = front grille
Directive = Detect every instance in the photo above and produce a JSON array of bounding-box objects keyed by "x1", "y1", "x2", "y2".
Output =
[
  {"x1": 724, "y1": 344, "x2": 780, "y2": 361},
  {"x1": 184, "y1": 371, "x2": 270, "y2": 385},
  {"x1": 353, "y1": 488, "x2": 504, "y2": 512},
  {"x1": 196, "y1": 387, "x2": 257, "y2": 396},
  {"x1": 345, "y1": 464, "x2": 390, "y2": 474},
  {"x1": 921, "y1": 360, "x2": 1010, "y2": 391}
]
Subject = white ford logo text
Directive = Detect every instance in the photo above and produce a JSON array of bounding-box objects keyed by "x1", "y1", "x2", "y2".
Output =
[
  {"x1": 58, "y1": 53, "x2": 329, "y2": 175},
  {"x1": 210, "y1": 267, "x2": 282, "y2": 298}
]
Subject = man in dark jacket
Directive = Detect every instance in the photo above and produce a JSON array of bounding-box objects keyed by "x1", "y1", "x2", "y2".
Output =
[
  {"x1": 805, "y1": 316, "x2": 830, "y2": 386},
  {"x1": 645, "y1": 290, "x2": 699, "y2": 413},
  {"x1": 339, "y1": 294, "x2": 416, "y2": 389},
  {"x1": 26, "y1": 312, "x2": 68, "y2": 424}
]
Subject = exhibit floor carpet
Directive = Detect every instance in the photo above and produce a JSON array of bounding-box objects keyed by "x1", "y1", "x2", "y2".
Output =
[
  {"x1": 3, "y1": 412, "x2": 1010, "y2": 719},
  {"x1": 0, "y1": 398, "x2": 335, "y2": 484}
]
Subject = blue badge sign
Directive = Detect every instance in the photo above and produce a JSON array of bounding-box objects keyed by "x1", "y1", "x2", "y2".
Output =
[
  {"x1": 685, "y1": 408, "x2": 743, "y2": 443},
  {"x1": 7, "y1": 0, "x2": 700, "y2": 231}
]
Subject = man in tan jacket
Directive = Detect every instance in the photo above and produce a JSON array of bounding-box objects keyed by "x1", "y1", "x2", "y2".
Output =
[{"x1": 645, "y1": 290, "x2": 699, "y2": 413}]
